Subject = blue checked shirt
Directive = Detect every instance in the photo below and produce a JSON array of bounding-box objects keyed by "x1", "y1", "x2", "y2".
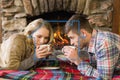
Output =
[{"x1": 78, "y1": 29, "x2": 120, "y2": 80}]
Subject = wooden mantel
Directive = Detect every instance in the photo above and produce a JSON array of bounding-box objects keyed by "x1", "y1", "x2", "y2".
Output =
[{"x1": 112, "y1": 0, "x2": 120, "y2": 35}]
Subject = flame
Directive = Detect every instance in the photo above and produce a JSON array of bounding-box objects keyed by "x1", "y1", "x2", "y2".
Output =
[{"x1": 53, "y1": 25, "x2": 69, "y2": 49}]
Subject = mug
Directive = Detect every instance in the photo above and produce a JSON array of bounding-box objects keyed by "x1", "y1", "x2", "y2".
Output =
[
  {"x1": 39, "y1": 44, "x2": 51, "y2": 51},
  {"x1": 62, "y1": 46, "x2": 76, "y2": 53}
]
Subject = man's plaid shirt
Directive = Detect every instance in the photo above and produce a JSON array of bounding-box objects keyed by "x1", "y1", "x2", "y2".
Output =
[{"x1": 78, "y1": 29, "x2": 120, "y2": 79}]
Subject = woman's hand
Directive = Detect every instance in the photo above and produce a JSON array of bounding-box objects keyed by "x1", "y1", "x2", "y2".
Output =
[{"x1": 35, "y1": 45, "x2": 52, "y2": 58}]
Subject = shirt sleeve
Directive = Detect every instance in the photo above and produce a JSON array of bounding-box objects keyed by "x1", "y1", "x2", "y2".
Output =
[
  {"x1": 78, "y1": 40, "x2": 119, "y2": 79},
  {"x1": 78, "y1": 61, "x2": 99, "y2": 78},
  {"x1": 18, "y1": 55, "x2": 35, "y2": 70}
]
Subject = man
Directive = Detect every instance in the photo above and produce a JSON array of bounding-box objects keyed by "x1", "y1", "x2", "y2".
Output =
[{"x1": 62, "y1": 14, "x2": 120, "y2": 80}]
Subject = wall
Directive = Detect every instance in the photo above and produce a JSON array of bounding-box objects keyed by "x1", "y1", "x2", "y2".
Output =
[
  {"x1": 0, "y1": 0, "x2": 113, "y2": 41},
  {"x1": 112, "y1": 0, "x2": 120, "y2": 35},
  {"x1": 0, "y1": 1, "x2": 2, "y2": 43}
]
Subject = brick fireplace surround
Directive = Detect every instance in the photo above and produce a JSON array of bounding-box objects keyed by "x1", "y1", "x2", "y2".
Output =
[{"x1": 0, "y1": 0, "x2": 113, "y2": 41}]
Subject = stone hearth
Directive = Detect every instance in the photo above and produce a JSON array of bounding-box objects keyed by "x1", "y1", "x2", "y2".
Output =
[{"x1": 0, "y1": 0, "x2": 113, "y2": 41}]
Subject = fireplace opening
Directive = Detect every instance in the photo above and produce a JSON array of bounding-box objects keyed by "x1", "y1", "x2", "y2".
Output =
[{"x1": 27, "y1": 11, "x2": 74, "y2": 50}]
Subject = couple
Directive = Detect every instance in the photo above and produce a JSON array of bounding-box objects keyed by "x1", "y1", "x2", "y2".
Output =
[{"x1": 0, "y1": 14, "x2": 120, "y2": 80}]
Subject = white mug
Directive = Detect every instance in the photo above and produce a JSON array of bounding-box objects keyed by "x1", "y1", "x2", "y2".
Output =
[
  {"x1": 68, "y1": 46, "x2": 76, "y2": 49},
  {"x1": 39, "y1": 44, "x2": 51, "y2": 51},
  {"x1": 62, "y1": 46, "x2": 76, "y2": 53}
]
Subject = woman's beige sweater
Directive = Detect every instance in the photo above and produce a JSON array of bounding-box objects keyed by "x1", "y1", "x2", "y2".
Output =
[{"x1": 0, "y1": 33, "x2": 35, "y2": 70}]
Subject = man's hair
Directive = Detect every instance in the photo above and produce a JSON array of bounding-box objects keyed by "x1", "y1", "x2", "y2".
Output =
[{"x1": 65, "y1": 14, "x2": 93, "y2": 34}]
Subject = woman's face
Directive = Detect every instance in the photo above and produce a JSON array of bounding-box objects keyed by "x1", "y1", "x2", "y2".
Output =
[{"x1": 32, "y1": 26, "x2": 50, "y2": 46}]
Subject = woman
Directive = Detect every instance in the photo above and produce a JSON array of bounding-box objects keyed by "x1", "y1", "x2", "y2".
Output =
[{"x1": 0, "y1": 18, "x2": 54, "y2": 70}]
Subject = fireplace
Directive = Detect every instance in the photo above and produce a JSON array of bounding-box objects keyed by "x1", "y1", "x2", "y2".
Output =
[
  {"x1": 52, "y1": 22, "x2": 70, "y2": 50},
  {"x1": 1, "y1": 0, "x2": 113, "y2": 43},
  {"x1": 27, "y1": 11, "x2": 73, "y2": 49}
]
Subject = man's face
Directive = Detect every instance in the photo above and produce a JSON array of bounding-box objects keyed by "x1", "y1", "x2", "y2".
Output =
[{"x1": 67, "y1": 30, "x2": 85, "y2": 49}]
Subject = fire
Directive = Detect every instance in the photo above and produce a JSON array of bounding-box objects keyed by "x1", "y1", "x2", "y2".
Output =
[{"x1": 53, "y1": 25, "x2": 69, "y2": 50}]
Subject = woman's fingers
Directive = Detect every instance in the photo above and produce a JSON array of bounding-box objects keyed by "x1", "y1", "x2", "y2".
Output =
[
  {"x1": 36, "y1": 47, "x2": 47, "y2": 54},
  {"x1": 35, "y1": 45, "x2": 53, "y2": 58},
  {"x1": 36, "y1": 52, "x2": 52, "y2": 58}
]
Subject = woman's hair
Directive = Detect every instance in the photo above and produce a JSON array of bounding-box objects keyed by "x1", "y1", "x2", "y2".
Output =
[
  {"x1": 65, "y1": 14, "x2": 93, "y2": 35},
  {"x1": 24, "y1": 18, "x2": 53, "y2": 43}
]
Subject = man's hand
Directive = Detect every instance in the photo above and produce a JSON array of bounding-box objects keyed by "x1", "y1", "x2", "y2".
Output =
[{"x1": 62, "y1": 46, "x2": 83, "y2": 65}]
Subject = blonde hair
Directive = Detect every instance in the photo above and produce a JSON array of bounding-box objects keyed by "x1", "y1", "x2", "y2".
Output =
[{"x1": 24, "y1": 18, "x2": 53, "y2": 43}]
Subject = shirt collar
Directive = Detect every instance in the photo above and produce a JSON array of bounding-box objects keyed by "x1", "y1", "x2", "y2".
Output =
[{"x1": 88, "y1": 29, "x2": 98, "y2": 54}]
